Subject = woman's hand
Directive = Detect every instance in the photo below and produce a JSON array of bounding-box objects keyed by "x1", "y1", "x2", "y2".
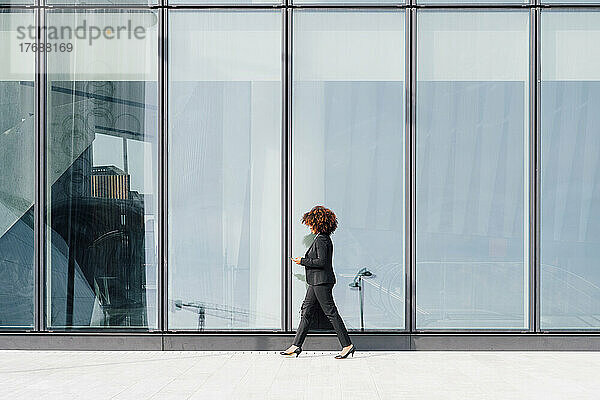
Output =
[{"x1": 291, "y1": 257, "x2": 302, "y2": 265}]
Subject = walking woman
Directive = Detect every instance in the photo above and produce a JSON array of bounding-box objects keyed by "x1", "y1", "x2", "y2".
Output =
[{"x1": 281, "y1": 205, "x2": 355, "y2": 359}]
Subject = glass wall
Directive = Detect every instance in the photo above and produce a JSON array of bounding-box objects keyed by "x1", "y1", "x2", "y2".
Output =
[
  {"x1": 0, "y1": 11, "x2": 35, "y2": 328},
  {"x1": 542, "y1": 0, "x2": 599, "y2": 4},
  {"x1": 418, "y1": 0, "x2": 526, "y2": 4},
  {"x1": 294, "y1": 0, "x2": 401, "y2": 5},
  {"x1": 292, "y1": 10, "x2": 405, "y2": 330},
  {"x1": 2, "y1": 2, "x2": 600, "y2": 336},
  {"x1": 0, "y1": 0, "x2": 33, "y2": 6},
  {"x1": 170, "y1": 0, "x2": 280, "y2": 6},
  {"x1": 541, "y1": 11, "x2": 600, "y2": 329},
  {"x1": 45, "y1": 10, "x2": 159, "y2": 329},
  {"x1": 167, "y1": 11, "x2": 282, "y2": 330},
  {"x1": 47, "y1": 0, "x2": 158, "y2": 5},
  {"x1": 416, "y1": 11, "x2": 530, "y2": 329}
]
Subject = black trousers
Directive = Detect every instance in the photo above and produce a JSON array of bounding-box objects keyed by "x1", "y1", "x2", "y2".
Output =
[{"x1": 292, "y1": 283, "x2": 351, "y2": 348}]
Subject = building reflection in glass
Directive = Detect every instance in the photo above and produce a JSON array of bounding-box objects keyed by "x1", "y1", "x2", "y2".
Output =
[
  {"x1": 0, "y1": 11, "x2": 36, "y2": 328},
  {"x1": 0, "y1": 79, "x2": 35, "y2": 328},
  {"x1": 46, "y1": 79, "x2": 158, "y2": 329}
]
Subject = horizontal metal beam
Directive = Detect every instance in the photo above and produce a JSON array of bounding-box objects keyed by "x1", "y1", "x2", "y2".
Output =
[
  {"x1": 3, "y1": 333, "x2": 600, "y2": 351},
  {"x1": 0, "y1": 333, "x2": 163, "y2": 351},
  {"x1": 411, "y1": 334, "x2": 600, "y2": 351},
  {"x1": 5, "y1": 4, "x2": 600, "y2": 10},
  {"x1": 164, "y1": 333, "x2": 411, "y2": 351}
]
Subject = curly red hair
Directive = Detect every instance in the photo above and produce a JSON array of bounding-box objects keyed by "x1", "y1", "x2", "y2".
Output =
[{"x1": 301, "y1": 205, "x2": 338, "y2": 235}]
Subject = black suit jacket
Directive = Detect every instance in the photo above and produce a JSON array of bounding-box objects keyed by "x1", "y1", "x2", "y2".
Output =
[{"x1": 300, "y1": 233, "x2": 336, "y2": 285}]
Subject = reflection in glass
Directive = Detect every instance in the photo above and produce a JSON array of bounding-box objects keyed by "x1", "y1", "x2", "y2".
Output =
[
  {"x1": 170, "y1": 0, "x2": 279, "y2": 6},
  {"x1": 167, "y1": 11, "x2": 282, "y2": 330},
  {"x1": 416, "y1": 11, "x2": 529, "y2": 329},
  {"x1": 292, "y1": 10, "x2": 405, "y2": 330},
  {"x1": 47, "y1": 0, "x2": 156, "y2": 6},
  {"x1": 542, "y1": 0, "x2": 600, "y2": 4},
  {"x1": 0, "y1": 0, "x2": 33, "y2": 6},
  {"x1": 293, "y1": 0, "x2": 401, "y2": 6},
  {"x1": 541, "y1": 11, "x2": 600, "y2": 329},
  {"x1": 0, "y1": 11, "x2": 35, "y2": 328},
  {"x1": 46, "y1": 11, "x2": 159, "y2": 329},
  {"x1": 418, "y1": 0, "x2": 526, "y2": 5}
]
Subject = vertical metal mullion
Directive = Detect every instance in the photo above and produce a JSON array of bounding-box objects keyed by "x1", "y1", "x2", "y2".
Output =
[
  {"x1": 527, "y1": 6, "x2": 534, "y2": 333},
  {"x1": 404, "y1": 7, "x2": 411, "y2": 333},
  {"x1": 34, "y1": 6, "x2": 44, "y2": 332},
  {"x1": 164, "y1": 7, "x2": 170, "y2": 332},
  {"x1": 33, "y1": 6, "x2": 39, "y2": 332},
  {"x1": 528, "y1": 7, "x2": 536, "y2": 333},
  {"x1": 527, "y1": 6, "x2": 540, "y2": 333},
  {"x1": 409, "y1": 7, "x2": 417, "y2": 333},
  {"x1": 284, "y1": 7, "x2": 293, "y2": 333},
  {"x1": 283, "y1": 0, "x2": 290, "y2": 334},
  {"x1": 158, "y1": 7, "x2": 168, "y2": 333},
  {"x1": 532, "y1": 6, "x2": 541, "y2": 333},
  {"x1": 281, "y1": 7, "x2": 287, "y2": 332},
  {"x1": 39, "y1": 6, "x2": 47, "y2": 332}
]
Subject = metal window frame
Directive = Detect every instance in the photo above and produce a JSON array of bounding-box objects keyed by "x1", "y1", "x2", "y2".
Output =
[
  {"x1": 408, "y1": 5, "x2": 416, "y2": 333},
  {"x1": 284, "y1": 6, "x2": 293, "y2": 333},
  {"x1": 289, "y1": 7, "x2": 411, "y2": 333},
  {"x1": 161, "y1": 7, "x2": 288, "y2": 334},
  {"x1": 411, "y1": 7, "x2": 534, "y2": 334},
  {"x1": 5, "y1": 2, "x2": 600, "y2": 7},
  {"x1": 4, "y1": 0, "x2": 600, "y2": 341},
  {"x1": 159, "y1": 6, "x2": 167, "y2": 333},
  {"x1": 530, "y1": 5, "x2": 540, "y2": 333},
  {"x1": 35, "y1": 6, "x2": 45, "y2": 332},
  {"x1": 39, "y1": 5, "x2": 48, "y2": 332},
  {"x1": 535, "y1": 6, "x2": 600, "y2": 333},
  {"x1": 36, "y1": 6, "x2": 164, "y2": 333}
]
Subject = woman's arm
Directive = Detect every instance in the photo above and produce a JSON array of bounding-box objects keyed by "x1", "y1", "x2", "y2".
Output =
[{"x1": 300, "y1": 238, "x2": 329, "y2": 269}]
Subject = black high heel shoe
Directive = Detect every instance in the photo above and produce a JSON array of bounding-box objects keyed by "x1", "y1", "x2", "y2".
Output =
[
  {"x1": 335, "y1": 344, "x2": 356, "y2": 359},
  {"x1": 280, "y1": 346, "x2": 302, "y2": 357}
]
